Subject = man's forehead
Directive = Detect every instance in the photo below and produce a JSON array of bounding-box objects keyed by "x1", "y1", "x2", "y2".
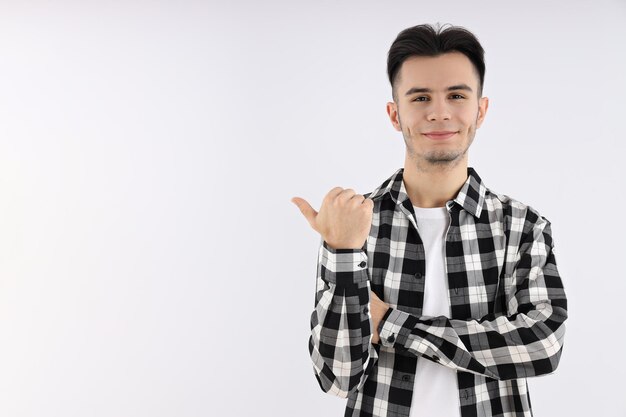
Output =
[
  {"x1": 398, "y1": 53, "x2": 479, "y2": 91},
  {"x1": 402, "y1": 51, "x2": 472, "y2": 67}
]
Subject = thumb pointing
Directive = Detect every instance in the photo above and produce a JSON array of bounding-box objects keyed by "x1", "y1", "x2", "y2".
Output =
[{"x1": 291, "y1": 197, "x2": 318, "y2": 228}]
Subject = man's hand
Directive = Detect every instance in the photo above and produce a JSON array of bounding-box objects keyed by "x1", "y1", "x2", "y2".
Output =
[
  {"x1": 291, "y1": 187, "x2": 374, "y2": 250},
  {"x1": 370, "y1": 290, "x2": 390, "y2": 345}
]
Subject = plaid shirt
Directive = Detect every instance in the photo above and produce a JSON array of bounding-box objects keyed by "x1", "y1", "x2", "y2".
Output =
[{"x1": 308, "y1": 167, "x2": 567, "y2": 417}]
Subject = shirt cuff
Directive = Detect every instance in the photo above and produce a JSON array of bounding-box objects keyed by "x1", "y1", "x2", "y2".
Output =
[
  {"x1": 378, "y1": 307, "x2": 416, "y2": 349},
  {"x1": 319, "y1": 241, "x2": 369, "y2": 286},
  {"x1": 378, "y1": 308, "x2": 448, "y2": 360}
]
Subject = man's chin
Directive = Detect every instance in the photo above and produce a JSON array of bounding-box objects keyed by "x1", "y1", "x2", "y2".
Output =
[{"x1": 424, "y1": 152, "x2": 463, "y2": 165}]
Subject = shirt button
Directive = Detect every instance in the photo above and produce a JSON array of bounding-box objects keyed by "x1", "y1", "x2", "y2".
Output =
[
  {"x1": 402, "y1": 375, "x2": 411, "y2": 382},
  {"x1": 363, "y1": 307, "x2": 369, "y2": 314},
  {"x1": 358, "y1": 261, "x2": 367, "y2": 268},
  {"x1": 414, "y1": 272, "x2": 423, "y2": 279},
  {"x1": 387, "y1": 334, "x2": 395, "y2": 343}
]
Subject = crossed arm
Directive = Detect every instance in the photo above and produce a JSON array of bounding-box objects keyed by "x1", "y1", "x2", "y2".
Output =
[{"x1": 308, "y1": 219, "x2": 567, "y2": 397}]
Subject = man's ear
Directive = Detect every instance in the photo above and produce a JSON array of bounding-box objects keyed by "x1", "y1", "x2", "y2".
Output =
[
  {"x1": 386, "y1": 101, "x2": 402, "y2": 132},
  {"x1": 476, "y1": 96, "x2": 489, "y2": 129}
]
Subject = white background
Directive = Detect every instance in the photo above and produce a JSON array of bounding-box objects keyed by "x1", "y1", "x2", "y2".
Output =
[{"x1": 0, "y1": 1, "x2": 625, "y2": 416}]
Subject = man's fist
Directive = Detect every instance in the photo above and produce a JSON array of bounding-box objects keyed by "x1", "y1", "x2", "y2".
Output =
[
  {"x1": 369, "y1": 290, "x2": 390, "y2": 345},
  {"x1": 291, "y1": 187, "x2": 374, "y2": 250}
]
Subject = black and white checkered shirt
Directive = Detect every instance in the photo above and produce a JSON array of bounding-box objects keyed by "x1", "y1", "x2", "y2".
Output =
[{"x1": 308, "y1": 167, "x2": 567, "y2": 417}]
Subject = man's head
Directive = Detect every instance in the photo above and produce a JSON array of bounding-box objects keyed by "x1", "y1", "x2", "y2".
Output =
[{"x1": 386, "y1": 23, "x2": 489, "y2": 169}]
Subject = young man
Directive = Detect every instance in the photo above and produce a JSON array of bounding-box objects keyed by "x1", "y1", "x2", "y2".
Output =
[{"x1": 291, "y1": 24, "x2": 567, "y2": 417}]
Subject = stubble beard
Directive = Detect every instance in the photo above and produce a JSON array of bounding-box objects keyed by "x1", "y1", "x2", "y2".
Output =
[{"x1": 400, "y1": 118, "x2": 477, "y2": 170}]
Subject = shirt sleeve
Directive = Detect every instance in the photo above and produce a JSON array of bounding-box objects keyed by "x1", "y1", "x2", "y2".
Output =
[
  {"x1": 377, "y1": 217, "x2": 568, "y2": 381},
  {"x1": 308, "y1": 240, "x2": 380, "y2": 398}
]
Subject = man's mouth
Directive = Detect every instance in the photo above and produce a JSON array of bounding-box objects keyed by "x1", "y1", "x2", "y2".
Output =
[{"x1": 423, "y1": 131, "x2": 457, "y2": 140}]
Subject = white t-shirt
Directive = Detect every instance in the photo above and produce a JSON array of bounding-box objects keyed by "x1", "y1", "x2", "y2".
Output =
[{"x1": 409, "y1": 206, "x2": 461, "y2": 417}]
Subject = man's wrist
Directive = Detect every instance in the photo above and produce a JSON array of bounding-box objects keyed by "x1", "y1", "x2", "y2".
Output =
[{"x1": 323, "y1": 240, "x2": 366, "y2": 252}]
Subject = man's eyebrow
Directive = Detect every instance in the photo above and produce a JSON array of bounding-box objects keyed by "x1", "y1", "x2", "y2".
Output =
[{"x1": 404, "y1": 84, "x2": 473, "y2": 96}]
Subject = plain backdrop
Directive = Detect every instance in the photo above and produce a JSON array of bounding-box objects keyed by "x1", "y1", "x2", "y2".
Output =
[{"x1": 0, "y1": 1, "x2": 625, "y2": 416}]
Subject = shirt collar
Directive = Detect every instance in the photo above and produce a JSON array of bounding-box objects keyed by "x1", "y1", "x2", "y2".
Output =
[{"x1": 367, "y1": 167, "x2": 487, "y2": 219}]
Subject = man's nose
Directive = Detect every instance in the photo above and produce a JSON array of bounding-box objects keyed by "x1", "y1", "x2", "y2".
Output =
[{"x1": 427, "y1": 99, "x2": 451, "y2": 121}]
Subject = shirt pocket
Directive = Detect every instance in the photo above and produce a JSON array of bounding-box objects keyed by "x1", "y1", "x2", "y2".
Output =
[{"x1": 460, "y1": 269, "x2": 498, "y2": 319}]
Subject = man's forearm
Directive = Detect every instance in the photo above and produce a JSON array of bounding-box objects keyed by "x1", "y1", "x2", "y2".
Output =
[{"x1": 309, "y1": 242, "x2": 379, "y2": 397}]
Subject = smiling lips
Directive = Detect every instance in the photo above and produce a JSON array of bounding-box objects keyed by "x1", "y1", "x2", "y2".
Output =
[{"x1": 423, "y1": 131, "x2": 457, "y2": 140}]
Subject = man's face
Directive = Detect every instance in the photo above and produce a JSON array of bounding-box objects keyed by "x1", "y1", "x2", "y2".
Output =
[{"x1": 386, "y1": 52, "x2": 489, "y2": 168}]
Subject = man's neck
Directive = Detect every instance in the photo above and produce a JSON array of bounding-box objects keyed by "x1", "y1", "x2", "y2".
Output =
[{"x1": 403, "y1": 157, "x2": 469, "y2": 208}]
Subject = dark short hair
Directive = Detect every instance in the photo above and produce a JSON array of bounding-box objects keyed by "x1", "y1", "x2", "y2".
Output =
[{"x1": 387, "y1": 23, "x2": 486, "y2": 102}]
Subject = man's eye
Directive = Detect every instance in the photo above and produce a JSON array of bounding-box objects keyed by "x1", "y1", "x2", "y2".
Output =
[
  {"x1": 413, "y1": 96, "x2": 429, "y2": 102},
  {"x1": 450, "y1": 94, "x2": 465, "y2": 99}
]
